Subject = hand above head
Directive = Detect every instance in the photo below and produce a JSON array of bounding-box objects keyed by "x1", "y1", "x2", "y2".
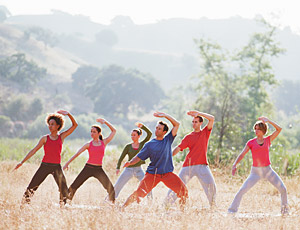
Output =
[
  {"x1": 135, "y1": 122, "x2": 143, "y2": 128},
  {"x1": 57, "y1": 110, "x2": 69, "y2": 116},
  {"x1": 258, "y1": 116, "x2": 269, "y2": 123},
  {"x1": 153, "y1": 111, "x2": 166, "y2": 118},
  {"x1": 187, "y1": 110, "x2": 199, "y2": 117},
  {"x1": 96, "y1": 118, "x2": 106, "y2": 124}
]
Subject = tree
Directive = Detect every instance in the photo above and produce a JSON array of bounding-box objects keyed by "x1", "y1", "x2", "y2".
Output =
[
  {"x1": 84, "y1": 65, "x2": 165, "y2": 117},
  {"x1": 193, "y1": 18, "x2": 284, "y2": 162},
  {"x1": 23, "y1": 27, "x2": 58, "y2": 48},
  {"x1": 0, "y1": 53, "x2": 47, "y2": 88}
]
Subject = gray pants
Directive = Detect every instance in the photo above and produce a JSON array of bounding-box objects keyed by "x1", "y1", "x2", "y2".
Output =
[
  {"x1": 228, "y1": 165, "x2": 288, "y2": 212},
  {"x1": 114, "y1": 166, "x2": 152, "y2": 198},
  {"x1": 166, "y1": 165, "x2": 216, "y2": 205}
]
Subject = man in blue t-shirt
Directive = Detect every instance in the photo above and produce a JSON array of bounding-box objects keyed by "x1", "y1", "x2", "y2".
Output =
[{"x1": 122, "y1": 112, "x2": 188, "y2": 209}]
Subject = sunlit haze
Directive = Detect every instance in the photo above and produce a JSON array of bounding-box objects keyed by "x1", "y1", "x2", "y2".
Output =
[{"x1": 2, "y1": 0, "x2": 300, "y2": 33}]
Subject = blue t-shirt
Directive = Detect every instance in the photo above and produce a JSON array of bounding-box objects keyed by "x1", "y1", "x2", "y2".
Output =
[{"x1": 137, "y1": 131, "x2": 175, "y2": 174}]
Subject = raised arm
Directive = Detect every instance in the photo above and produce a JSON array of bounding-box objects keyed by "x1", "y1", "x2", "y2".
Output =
[
  {"x1": 187, "y1": 110, "x2": 215, "y2": 130},
  {"x1": 123, "y1": 156, "x2": 141, "y2": 168},
  {"x1": 136, "y1": 122, "x2": 152, "y2": 144},
  {"x1": 14, "y1": 136, "x2": 47, "y2": 170},
  {"x1": 57, "y1": 110, "x2": 78, "y2": 142},
  {"x1": 96, "y1": 118, "x2": 116, "y2": 145},
  {"x1": 154, "y1": 111, "x2": 180, "y2": 136},
  {"x1": 63, "y1": 143, "x2": 89, "y2": 170},
  {"x1": 258, "y1": 116, "x2": 282, "y2": 142},
  {"x1": 231, "y1": 144, "x2": 250, "y2": 176}
]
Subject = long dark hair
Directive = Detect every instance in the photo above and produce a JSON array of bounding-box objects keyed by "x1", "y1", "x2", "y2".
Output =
[{"x1": 92, "y1": 125, "x2": 103, "y2": 140}]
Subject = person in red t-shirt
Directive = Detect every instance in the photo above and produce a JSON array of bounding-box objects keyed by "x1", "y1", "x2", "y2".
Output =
[
  {"x1": 14, "y1": 110, "x2": 78, "y2": 206},
  {"x1": 228, "y1": 116, "x2": 288, "y2": 215},
  {"x1": 166, "y1": 110, "x2": 216, "y2": 207}
]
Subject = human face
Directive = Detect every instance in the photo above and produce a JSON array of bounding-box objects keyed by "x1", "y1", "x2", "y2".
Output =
[
  {"x1": 155, "y1": 124, "x2": 166, "y2": 138},
  {"x1": 48, "y1": 119, "x2": 59, "y2": 132},
  {"x1": 131, "y1": 131, "x2": 140, "y2": 142},
  {"x1": 91, "y1": 127, "x2": 100, "y2": 139},
  {"x1": 192, "y1": 117, "x2": 202, "y2": 131},
  {"x1": 254, "y1": 125, "x2": 264, "y2": 137}
]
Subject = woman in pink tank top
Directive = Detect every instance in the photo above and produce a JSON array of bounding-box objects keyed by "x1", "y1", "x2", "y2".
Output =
[
  {"x1": 63, "y1": 118, "x2": 116, "y2": 203},
  {"x1": 14, "y1": 110, "x2": 78, "y2": 206},
  {"x1": 228, "y1": 116, "x2": 288, "y2": 215}
]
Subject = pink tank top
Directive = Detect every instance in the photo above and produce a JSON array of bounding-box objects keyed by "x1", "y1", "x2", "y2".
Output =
[
  {"x1": 42, "y1": 135, "x2": 62, "y2": 164},
  {"x1": 247, "y1": 136, "x2": 271, "y2": 167},
  {"x1": 87, "y1": 140, "x2": 105, "y2": 165}
]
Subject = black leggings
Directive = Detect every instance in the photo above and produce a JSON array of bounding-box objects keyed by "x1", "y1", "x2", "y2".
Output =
[
  {"x1": 24, "y1": 162, "x2": 68, "y2": 204},
  {"x1": 69, "y1": 164, "x2": 115, "y2": 202}
]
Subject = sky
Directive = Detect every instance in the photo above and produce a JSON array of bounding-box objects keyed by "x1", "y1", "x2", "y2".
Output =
[{"x1": 1, "y1": 0, "x2": 300, "y2": 33}]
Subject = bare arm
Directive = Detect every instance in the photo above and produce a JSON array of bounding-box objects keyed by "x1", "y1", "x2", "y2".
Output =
[
  {"x1": 123, "y1": 156, "x2": 141, "y2": 168},
  {"x1": 258, "y1": 116, "x2": 282, "y2": 142},
  {"x1": 96, "y1": 118, "x2": 116, "y2": 145},
  {"x1": 14, "y1": 136, "x2": 47, "y2": 170},
  {"x1": 172, "y1": 146, "x2": 181, "y2": 156},
  {"x1": 231, "y1": 144, "x2": 250, "y2": 176},
  {"x1": 63, "y1": 143, "x2": 89, "y2": 170},
  {"x1": 187, "y1": 110, "x2": 215, "y2": 130},
  {"x1": 154, "y1": 111, "x2": 180, "y2": 136},
  {"x1": 58, "y1": 110, "x2": 78, "y2": 142}
]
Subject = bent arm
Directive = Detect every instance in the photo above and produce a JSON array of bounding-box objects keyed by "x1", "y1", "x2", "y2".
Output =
[
  {"x1": 154, "y1": 112, "x2": 180, "y2": 136},
  {"x1": 140, "y1": 124, "x2": 152, "y2": 144},
  {"x1": 123, "y1": 156, "x2": 141, "y2": 168},
  {"x1": 98, "y1": 119, "x2": 116, "y2": 145},
  {"x1": 172, "y1": 146, "x2": 181, "y2": 156},
  {"x1": 15, "y1": 136, "x2": 46, "y2": 170},
  {"x1": 232, "y1": 144, "x2": 250, "y2": 175},
  {"x1": 187, "y1": 110, "x2": 215, "y2": 130},
  {"x1": 63, "y1": 143, "x2": 89, "y2": 170},
  {"x1": 59, "y1": 111, "x2": 78, "y2": 142},
  {"x1": 259, "y1": 116, "x2": 282, "y2": 142}
]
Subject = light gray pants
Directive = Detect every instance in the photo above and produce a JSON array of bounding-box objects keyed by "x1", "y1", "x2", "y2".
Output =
[
  {"x1": 114, "y1": 166, "x2": 152, "y2": 198},
  {"x1": 166, "y1": 165, "x2": 216, "y2": 205},
  {"x1": 228, "y1": 165, "x2": 288, "y2": 212}
]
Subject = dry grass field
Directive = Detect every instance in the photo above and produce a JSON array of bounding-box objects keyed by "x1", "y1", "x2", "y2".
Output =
[{"x1": 1, "y1": 161, "x2": 300, "y2": 230}]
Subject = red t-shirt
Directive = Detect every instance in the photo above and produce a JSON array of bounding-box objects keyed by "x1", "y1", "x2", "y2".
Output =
[
  {"x1": 179, "y1": 126, "x2": 212, "y2": 167},
  {"x1": 42, "y1": 135, "x2": 62, "y2": 164},
  {"x1": 247, "y1": 136, "x2": 271, "y2": 167},
  {"x1": 87, "y1": 140, "x2": 105, "y2": 165}
]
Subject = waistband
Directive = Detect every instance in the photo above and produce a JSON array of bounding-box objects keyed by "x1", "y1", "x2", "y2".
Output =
[
  {"x1": 41, "y1": 162, "x2": 61, "y2": 167},
  {"x1": 86, "y1": 163, "x2": 103, "y2": 168}
]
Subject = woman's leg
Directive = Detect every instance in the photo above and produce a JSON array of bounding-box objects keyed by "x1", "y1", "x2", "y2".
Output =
[
  {"x1": 52, "y1": 165, "x2": 69, "y2": 204},
  {"x1": 23, "y1": 163, "x2": 52, "y2": 203},
  {"x1": 68, "y1": 165, "x2": 92, "y2": 201},
  {"x1": 114, "y1": 168, "x2": 134, "y2": 198},
  {"x1": 228, "y1": 168, "x2": 261, "y2": 213},
  {"x1": 93, "y1": 167, "x2": 115, "y2": 202}
]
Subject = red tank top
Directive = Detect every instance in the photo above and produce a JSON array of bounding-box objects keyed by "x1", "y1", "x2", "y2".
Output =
[
  {"x1": 42, "y1": 135, "x2": 62, "y2": 164},
  {"x1": 87, "y1": 140, "x2": 105, "y2": 165}
]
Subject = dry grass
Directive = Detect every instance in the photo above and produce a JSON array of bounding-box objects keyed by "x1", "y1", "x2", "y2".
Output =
[{"x1": 1, "y1": 161, "x2": 300, "y2": 230}]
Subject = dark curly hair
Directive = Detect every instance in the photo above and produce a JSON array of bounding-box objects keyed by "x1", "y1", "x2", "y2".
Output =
[{"x1": 46, "y1": 113, "x2": 64, "y2": 131}]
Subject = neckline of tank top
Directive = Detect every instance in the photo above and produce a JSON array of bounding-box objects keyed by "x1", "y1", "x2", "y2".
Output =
[
  {"x1": 91, "y1": 140, "x2": 103, "y2": 147},
  {"x1": 48, "y1": 134, "x2": 60, "y2": 141}
]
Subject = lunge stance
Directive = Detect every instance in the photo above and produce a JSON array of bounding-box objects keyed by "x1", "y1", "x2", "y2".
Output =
[
  {"x1": 166, "y1": 110, "x2": 216, "y2": 206},
  {"x1": 228, "y1": 117, "x2": 288, "y2": 214},
  {"x1": 15, "y1": 110, "x2": 78, "y2": 205},
  {"x1": 122, "y1": 112, "x2": 188, "y2": 209},
  {"x1": 114, "y1": 122, "x2": 152, "y2": 199},
  {"x1": 63, "y1": 118, "x2": 116, "y2": 203}
]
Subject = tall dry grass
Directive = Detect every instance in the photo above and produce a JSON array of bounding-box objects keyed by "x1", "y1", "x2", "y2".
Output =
[{"x1": 1, "y1": 160, "x2": 300, "y2": 230}]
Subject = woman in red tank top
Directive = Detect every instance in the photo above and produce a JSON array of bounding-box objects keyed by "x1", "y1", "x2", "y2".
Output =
[
  {"x1": 63, "y1": 118, "x2": 116, "y2": 203},
  {"x1": 14, "y1": 110, "x2": 78, "y2": 206}
]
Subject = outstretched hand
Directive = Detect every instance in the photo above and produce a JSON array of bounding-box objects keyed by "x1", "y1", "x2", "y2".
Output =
[
  {"x1": 135, "y1": 122, "x2": 143, "y2": 128},
  {"x1": 57, "y1": 110, "x2": 69, "y2": 116},
  {"x1": 187, "y1": 110, "x2": 199, "y2": 117},
  {"x1": 14, "y1": 162, "x2": 23, "y2": 171},
  {"x1": 258, "y1": 116, "x2": 269, "y2": 123},
  {"x1": 153, "y1": 111, "x2": 166, "y2": 118},
  {"x1": 123, "y1": 161, "x2": 131, "y2": 168},
  {"x1": 232, "y1": 165, "x2": 237, "y2": 176},
  {"x1": 63, "y1": 164, "x2": 69, "y2": 171},
  {"x1": 96, "y1": 118, "x2": 106, "y2": 124}
]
